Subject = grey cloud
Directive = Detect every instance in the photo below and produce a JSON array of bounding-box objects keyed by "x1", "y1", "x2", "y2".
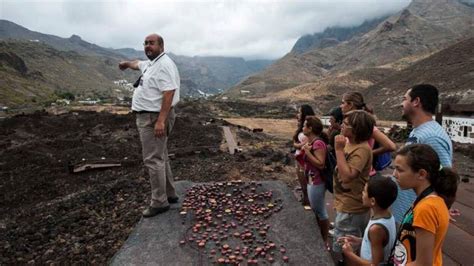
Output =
[{"x1": 1, "y1": 0, "x2": 411, "y2": 59}]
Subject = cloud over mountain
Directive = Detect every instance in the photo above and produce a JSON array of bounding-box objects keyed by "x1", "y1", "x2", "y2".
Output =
[{"x1": 2, "y1": 0, "x2": 410, "y2": 59}]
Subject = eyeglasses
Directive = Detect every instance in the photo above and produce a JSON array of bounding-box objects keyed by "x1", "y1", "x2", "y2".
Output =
[{"x1": 143, "y1": 40, "x2": 156, "y2": 46}]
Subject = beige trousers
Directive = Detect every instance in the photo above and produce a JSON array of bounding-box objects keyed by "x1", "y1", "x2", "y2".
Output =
[{"x1": 136, "y1": 109, "x2": 177, "y2": 208}]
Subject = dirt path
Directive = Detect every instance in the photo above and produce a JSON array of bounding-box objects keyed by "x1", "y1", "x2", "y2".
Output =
[{"x1": 224, "y1": 118, "x2": 295, "y2": 140}]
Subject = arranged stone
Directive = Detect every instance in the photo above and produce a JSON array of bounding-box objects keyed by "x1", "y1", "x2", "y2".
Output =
[{"x1": 179, "y1": 181, "x2": 288, "y2": 263}]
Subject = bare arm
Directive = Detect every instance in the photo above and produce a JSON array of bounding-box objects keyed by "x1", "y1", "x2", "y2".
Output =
[
  {"x1": 302, "y1": 143, "x2": 325, "y2": 169},
  {"x1": 154, "y1": 90, "x2": 175, "y2": 137},
  {"x1": 407, "y1": 228, "x2": 435, "y2": 266},
  {"x1": 118, "y1": 60, "x2": 140, "y2": 71},
  {"x1": 342, "y1": 225, "x2": 387, "y2": 266},
  {"x1": 372, "y1": 129, "x2": 397, "y2": 156},
  {"x1": 342, "y1": 241, "x2": 370, "y2": 266},
  {"x1": 334, "y1": 135, "x2": 359, "y2": 183},
  {"x1": 368, "y1": 225, "x2": 387, "y2": 265},
  {"x1": 293, "y1": 141, "x2": 306, "y2": 149},
  {"x1": 335, "y1": 150, "x2": 360, "y2": 183},
  {"x1": 343, "y1": 249, "x2": 371, "y2": 266}
]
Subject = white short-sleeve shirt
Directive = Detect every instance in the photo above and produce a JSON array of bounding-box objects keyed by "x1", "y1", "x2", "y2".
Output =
[{"x1": 132, "y1": 53, "x2": 180, "y2": 112}]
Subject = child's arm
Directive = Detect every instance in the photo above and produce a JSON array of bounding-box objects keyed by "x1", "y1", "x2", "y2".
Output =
[
  {"x1": 372, "y1": 129, "x2": 397, "y2": 156},
  {"x1": 338, "y1": 235, "x2": 362, "y2": 245},
  {"x1": 334, "y1": 135, "x2": 359, "y2": 183},
  {"x1": 368, "y1": 224, "x2": 388, "y2": 265},
  {"x1": 293, "y1": 141, "x2": 305, "y2": 149},
  {"x1": 342, "y1": 242, "x2": 370, "y2": 266},
  {"x1": 342, "y1": 225, "x2": 388, "y2": 266},
  {"x1": 294, "y1": 134, "x2": 307, "y2": 149}
]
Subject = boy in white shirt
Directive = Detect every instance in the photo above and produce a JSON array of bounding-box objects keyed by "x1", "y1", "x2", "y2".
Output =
[{"x1": 338, "y1": 177, "x2": 398, "y2": 265}]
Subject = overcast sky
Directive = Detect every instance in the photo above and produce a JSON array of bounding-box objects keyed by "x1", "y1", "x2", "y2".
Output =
[{"x1": 1, "y1": 0, "x2": 411, "y2": 59}]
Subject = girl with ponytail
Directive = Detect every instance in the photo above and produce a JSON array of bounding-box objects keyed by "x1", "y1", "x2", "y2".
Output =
[{"x1": 391, "y1": 144, "x2": 459, "y2": 266}]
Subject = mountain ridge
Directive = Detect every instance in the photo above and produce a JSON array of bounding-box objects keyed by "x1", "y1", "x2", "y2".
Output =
[
  {"x1": 225, "y1": 0, "x2": 474, "y2": 119},
  {"x1": 0, "y1": 20, "x2": 272, "y2": 105}
]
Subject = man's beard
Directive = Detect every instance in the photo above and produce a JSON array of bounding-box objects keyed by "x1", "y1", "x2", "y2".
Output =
[
  {"x1": 401, "y1": 109, "x2": 412, "y2": 122},
  {"x1": 401, "y1": 113, "x2": 409, "y2": 121},
  {"x1": 146, "y1": 52, "x2": 158, "y2": 61}
]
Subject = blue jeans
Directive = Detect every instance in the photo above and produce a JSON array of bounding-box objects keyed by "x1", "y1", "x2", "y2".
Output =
[{"x1": 307, "y1": 183, "x2": 328, "y2": 220}]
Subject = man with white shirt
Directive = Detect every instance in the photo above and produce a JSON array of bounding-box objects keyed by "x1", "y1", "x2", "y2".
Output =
[{"x1": 119, "y1": 33, "x2": 180, "y2": 218}]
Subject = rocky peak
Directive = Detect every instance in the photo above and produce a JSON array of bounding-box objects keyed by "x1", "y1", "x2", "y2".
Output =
[
  {"x1": 69, "y1": 34, "x2": 83, "y2": 42},
  {"x1": 379, "y1": 21, "x2": 394, "y2": 32}
]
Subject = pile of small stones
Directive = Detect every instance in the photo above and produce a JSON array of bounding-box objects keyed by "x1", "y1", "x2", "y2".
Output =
[{"x1": 179, "y1": 181, "x2": 289, "y2": 265}]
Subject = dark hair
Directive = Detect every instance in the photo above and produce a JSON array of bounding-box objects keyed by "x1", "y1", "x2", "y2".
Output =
[
  {"x1": 342, "y1": 92, "x2": 373, "y2": 114},
  {"x1": 305, "y1": 116, "x2": 329, "y2": 144},
  {"x1": 293, "y1": 104, "x2": 315, "y2": 142},
  {"x1": 327, "y1": 106, "x2": 343, "y2": 124},
  {"x1": 367, "y1": 177, "x2": 398, "y2": 209},
  {"x1": 409, "y1": 84, "x2": 439, "y2": 114},
  {"x1": 397, "y1": 144, "x2": 459, "y2": 208},
  {"x1": 344, "y1": 110, "x2": 375, "y2": 143}
]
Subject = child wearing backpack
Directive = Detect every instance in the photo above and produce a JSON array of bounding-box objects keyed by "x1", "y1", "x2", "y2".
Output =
[
  {"x1": 338, "y1": 177, "x2": 398, "y2": 265},
  {"x1": 333, "y1": 110, "x2": 375, "y2": 255},
  {"x1": 390, "y1": 144, "x2": 458, "y2": 266},
  {"x1": 301, "y1": 116, "x2": 330, "y2": 249}
]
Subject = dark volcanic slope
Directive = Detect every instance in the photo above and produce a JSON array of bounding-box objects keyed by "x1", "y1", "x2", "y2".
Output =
[{"x1": 0, "y1": 102, "x2": 290, "y2": 264}]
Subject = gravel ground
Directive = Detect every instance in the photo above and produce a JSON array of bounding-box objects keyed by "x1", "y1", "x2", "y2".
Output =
[{"x1": 0, "y1": 103, "x2": 291, "y2": 264}]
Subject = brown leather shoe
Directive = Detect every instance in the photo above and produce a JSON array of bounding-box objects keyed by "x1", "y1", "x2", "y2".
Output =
[
  {"x1": 167, "y1": 196, "x2": 179, "y2": 204},
  {"x1": 142, "y1": 205, "x2": 170, "y2": 218}
]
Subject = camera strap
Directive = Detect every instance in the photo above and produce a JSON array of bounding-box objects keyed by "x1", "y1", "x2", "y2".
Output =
[
  {"x1": 386, "y1": 186, "x2": 434, "y2": 265},
  {"x1": 133, "y1": 53, "x2": 166, "y2": 88}
]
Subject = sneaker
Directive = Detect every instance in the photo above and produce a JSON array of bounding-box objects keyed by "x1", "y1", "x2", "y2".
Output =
[
  {"x1": 142, "y1": 205, "x2": 170, "y2": 218},
  {"x1": 168, "y1": 196, "x2": 179, "y2": 204},
  {"x1": 328, "y1": 229, "x2": 335, "y2": 237}
]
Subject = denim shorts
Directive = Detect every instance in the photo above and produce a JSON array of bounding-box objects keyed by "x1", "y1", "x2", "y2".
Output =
[{"x1": 307, "y1": 183, "x2": 328, "y2": 220}]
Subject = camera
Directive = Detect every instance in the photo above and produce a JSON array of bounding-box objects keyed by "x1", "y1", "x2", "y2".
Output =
[{"x1": 133, "y1": 75, "x2": 142, "y2": 88}]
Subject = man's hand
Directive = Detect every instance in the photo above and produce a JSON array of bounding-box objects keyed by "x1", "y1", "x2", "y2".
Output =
[
  {"x1": 154, "y1": 121, "x2": 166, "y2": 138},
  {"x1": 118, "y1": 60, "x2": 139, "y2": 71},
  {"x1": 119, "y1": 61, "x2": 129, "y2": 70},
  {"x1": 334, "y1": 135, "x2": 346, "y2": 151}
]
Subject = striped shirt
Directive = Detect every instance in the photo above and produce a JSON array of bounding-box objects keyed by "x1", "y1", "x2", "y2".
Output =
[{"x1": 392, "y1": 120, "x2": 453, "y2": 223}]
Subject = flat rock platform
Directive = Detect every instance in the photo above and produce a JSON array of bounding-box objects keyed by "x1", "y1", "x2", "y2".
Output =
[{"x1": 111, "y1": 180, "x2": 332, "y2": 265}]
